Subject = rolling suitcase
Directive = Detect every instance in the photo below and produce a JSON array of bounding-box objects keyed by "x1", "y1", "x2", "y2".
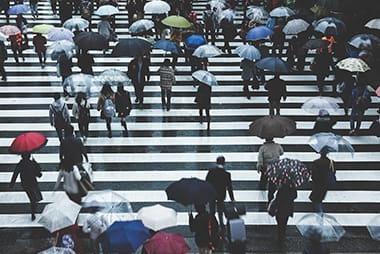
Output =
[{"x1": 227, "y1": 218, "x2": 246, "y2": 243}]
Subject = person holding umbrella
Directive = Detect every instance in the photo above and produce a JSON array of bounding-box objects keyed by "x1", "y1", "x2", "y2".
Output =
[
  {"x1": 240, "y1": 58, "x2": 256, "y2": 99},
  {"x1": 72, "y1": 92, "x2": 91, "y2": 141},
  {"x1": 32, "y1": 32, "x2": 47, "y2": 68},
  {"x1": 115, "y1": 84, "x2": 133, "y2": 137},
  {"x1": 49, "y1": 93, "x2": 71, "y2": 143},
  {"x1": 275, "y1": 185, "x2": 297, "y2": 245},
  {"x1": 313, "y1": 47, "x2": 335, "y2": 95},
  {"x1": 265, "y1": 73, "x2": 287, "y2": 116},
  {"x1": 0, "y1": 40, "x2": 7, "y2": 81},
  {"x1": 8, "y1": 33, "x2": 23, "y2": 63},
  {"x1": 127, "y1": 55, "x2": 150, "y2": 108},
  {"x1": 9, "y1": 152, "x2": 43, "y2": 221},
  {"x1": 16, "y1": 14, "x2": 28, "y2": 48}
]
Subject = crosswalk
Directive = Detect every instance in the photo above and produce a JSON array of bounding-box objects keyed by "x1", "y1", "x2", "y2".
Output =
[{"x1": 0, "y1": 0, "x2": 380, "y2": 252}]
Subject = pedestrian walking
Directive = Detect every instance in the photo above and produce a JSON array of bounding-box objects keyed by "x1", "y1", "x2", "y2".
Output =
[
  {"x1": 313, "y1": 48, "x2": 335, "y2": 95},
  {"x1": 8, "y1": 33, "x2": 23, "y2": 63},
  {"x1": 0, "y1": 0, "x2": 10, "y2": 23},
  {"x1": 313, "y1": 109, "x2": 336, "y2": 134},
  {"x1": 59, "y1": 0, "x2": 73, "y2": 25},
  {"x1": 203, "y1": 5, "x2": 217, "y2": 45},
  {"x1": 195, "y1": 83, "x2": 212, "y2": 133},
  {"x1": 30, "y1": 0, "x2": 39, "y2": 18},
  {"x1": 0, "y1": 41, "x2": 7, "y2": 81},
  {"x1": 72, "y1": 92, "x2": 91, "y2": 141},
  {"x1": 97, "y1": 16, "x2": 112, "y2": 50},
  {"x1": 349, "y1": 82, "x2": 371, "y2": 135},
  {"x1": 169, "y1": 28, "x2": 182, "y2": 70},
  {"x1": 50, "y1": 0, "x2": 58, "y2": 15},
  {"x1": 115, "y1": 84, "x2": 132, "y2": 137},
  {"x1": 16, "y1": 14, "x2": 28, "y2": 48},
  {"x1": 206, "y1": 156, "x2": 235, "y2": 238},
  {"x1": 240, "y1": 58, "x2": 257, "y2": 99},
  {"x1": 158, "y1": 59, "x2": 176, "y2": 111},
  {"x1": 220, "y1": 18, "x2": 237, "y2": 54},
  {"x1": 78, "y1": 51, "x2": 94, "y2": 74},
  {"x1": 80, "y1": 0, "x2": 93, "y2": 31},
  {"x1": 60, "y1": 124, "x2": 88, "y2": 169},
  {"x1": 32, "y1": 33, "x2": 47, "y2": 68},
  {"x1": 49, "y1": 93, "x2": 71, "y2": 143},
  {"x1": 126, "y1": 0, "x2": 137, "y2": 26},
  {"x1": 97, "y1": 83, "x2": 115, "y2": 138},
  {"x1": 82, "y1": 213, "x2": 108, "y2": 254},
  {"x1": 271, "y1": 19, "x2": 286, "y2": 56},
  {"x1": 57, "y1": 53, "x2": 73, "y2": 93},
  {"x1": 265, "y1": 73, "x2": 286, "y2": 116},
  {"x1": 127, "y1": 55, "x2": 150, "y2": 108},
  {"x1": 257, "y1": 137, "x2": 284, "y2": 203},
  {"x1": 9, "y1": 153, "x2": 42, "y2": 221},
  {"x1": 275, "y1": 185, "x2": 297, "y2": 244}
]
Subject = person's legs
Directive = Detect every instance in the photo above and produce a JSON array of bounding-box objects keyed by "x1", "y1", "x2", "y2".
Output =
[
  {"x1": 205, "y1": 109, "x2": 210, "y2": 131},
  {"x1": 0, "y1": 64, "x2": 6, "y2": 80},
  {"x1": 106, "y1": 117, "x2": 112, "y2": 138},
  {"x1": 275, "y1": 216, "x2": 289, "y2": 242},
  {"x1": 37, "y1": 51, "x2": 43, "y2": 64},
  {"x1": 312, "y1": 201, "x2": 323, "y2": 213},
  {"x1": 267, "y1": 182, "x2": 276, "y2": 204},
  {"x1": 55, "y1": 126, "x2": 64, "y2": 143},
  {"x1": 66, "y1": 192, "x2": 81, "y2": 205},
  {"x1": 349, "y1": 110, "x2": 356, "y2": 132},
  {"x1": 355, "y1": 110, "x2": 364, "y2": 131},
  {"x1": 274, "y1": 100, "x2": 281, "y2": 115},
  {"x1": 166, "y1": 88, "x2": 171, "y2": 111},
  {"x1": 317, "y1": 74, "x2": 324, "y2": 95},
  {"x1": 199, "y1": 109, "x2": 203, "y2": 123},
  {"x1": 243, "y1": 80, "x2": 250, "y2": 99},
  {"x1": 161, "y1": 87, "x2": 166, "y2": 109},
  {"x1": 269, "y1": 100, "x2": 275, "y2": 116},
  {"x1": 209, "y1": 200, "x2": 216, "y2": 218},
  {"x1": 216, "y1": 200, "x2": 225, "y2": 236}
]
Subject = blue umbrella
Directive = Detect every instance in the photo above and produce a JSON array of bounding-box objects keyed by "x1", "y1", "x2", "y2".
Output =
[
  {"x1": 153, "y1": 39, "x2": 183, "y2": 55},
  {"x1": 7, "y1": 4, "x2": 30, "y2": 15},
  {"x1": 255, "y1": 56, "x2": 290, "y2": 73},
  {"x1": 184, "y1": 34, "x2": 207, "y2": 50},
  {"x1": 100, "y1": 220, "x2": 150, "y2": 253},
  {"x1": 246, "y1": 26, "x2": 273, "y2": 41}
]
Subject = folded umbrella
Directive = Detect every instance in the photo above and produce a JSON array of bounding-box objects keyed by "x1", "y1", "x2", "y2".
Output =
[
  {"x1": 234, "y1": 44, "x2": 261, "y2": 61},
  {"x1": 32, "y1": 24, "x2": 54, "y2": 34},
  {"x1": 0, "y1": 25, "x2": 21, "y2": 36},
  {"x1": 309, "y1": 132, "x2": 354, "y2": 154},
  {"x1": 94, "y1": 5, "x2": 119, "y2": 16},
  {"x1": 47, "y1": 40, "x2": 75, "y2": 60},
  {"x1": 249, "y1": 115, "x2": 296, "y2": 139},
  {"x1": 266, "y1": 158, "x2": 310, "y2": 188},
  {"x1": 192, "y1": 44, "x2": 222, "y2": 58},
  {"x1": 143, "y1": 232, "x2": 190, "y2": 254},
  {"x1": 7, "y1": 4, "x2": 30, "y2": 15},
  {"x1": 336, "y1": 57, "x2": 370, "y2": 73},
  {"x1": 192, "y1": 70, "x2": 218, "y2": 86},
  {"x1": 144, "y1": 0, "x2": 171, "y2": 14},
  {"x1": 153, "y1": 39, "x2": 183, "y2": 55},
  {"x1": 112, "y1": 38, "x2": 151, "y2": 57},
  {"x1": 47, "y1": 27, "x2": 74, "y2": 42},
  {"x1": 302, "y1": 96, "x2": 339, "y2": 114},
  {"x1": 38, "y1": 246, "x2": 76, "y2": 254},
  {"x1": 63, "y1": 18, "x2": 89, "y2": 31},
  {"x1": 9, "y1": 132, "x2": 47, "y2": 154},
  {"x1": 255, "y1": 56, "x2": 290, "y2": 73},
  {"x1": 73, "y1": 31, "x2": 108, "y2": 50},
  {"x1": 269, "y1": 6, "x2": 295, "y2": 17},
  {"x1": 367, "y1": 214, "x2": 380, "y2": 241},
  {"x1": 184, "y1": 34, "x2": 207, "y2": 50},
  {"x1": 245, "y1": 26, "x2": 273, "y2": 41},
  {"x1": 137, "y1": 204, "x2": 177, "y2": 231},
  {"x1": 129, "y1": 19, "x2": 155, "y2": 34},
  {"x1": 282, "y1": 19, "x2": 310, "y2": 35}
]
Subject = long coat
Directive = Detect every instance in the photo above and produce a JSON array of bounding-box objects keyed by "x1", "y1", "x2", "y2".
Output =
[
  {"x1": 240, "y1": 58, "x2": 255, "y2": 81},
  {"x1": 195, "y1": 84, "x2": 211, "y2": 110},
  {"x1": 310, "y1": 156, "x2": 330, "y2": 203},
  {"x1": 276, "y1": 185, "x2": 297, "y2": 218},
  {"x1": 127, "y1": 57, "x2": 150, "y2": 85},
  {"x1": 206, "y1": 166, "x2": 234, "y2": 201},
  {"x1": 115, "y1": 90, "x2": 132, "y2": 117}
]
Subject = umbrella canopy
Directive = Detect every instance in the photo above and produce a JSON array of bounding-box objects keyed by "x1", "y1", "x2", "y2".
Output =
[
  {"x1": 184, "y1": 34, "x2": 207, "y2": 50},
  {"x1": 0, "y1": 32, "x2": 7, "y2": 41},
  {"x1": 38, "y1": 246, "x2": 76, "y2": 254},
  {"x1": 73, "y1": 31, "x2": 108, "y2": 50},
  {"x1": 302, "y1": 96, "x2": 339, "y2": 114},
  {"x1": 63, "y1": 18, "x2": 89, "y2": 31},
  {"x1": 144, "y1": 0, "x2": 171, "y2": 14},
  {"x1": 269, "y1": 6, "x2": 295, "y2": 17},
  {"x1": 32, "y1": 24, "x2": 54, "y2": 34},
  {"x1": 376, "y1": 86, "x2": 380, "y2": 97},
  {"x1": 62, "y1": 73, "x2": 98, "y2": 96},
  {"x1": 94, "y1": 5, "x2": 119, "y2": 16},
  {"x1": 246, "y1": 6, "x2": 269, "y2": 24},
  {"x1": 219, "y1": 8, "x2": 235, "y2": 23},
  {"x1": 192, "y1": 44, "x2": 222, "y2": 58},
  {"x1": 137, "y1": 204, "x2": 177, "y2": 231},
  {"x1": 152, "y1": 39, "x2": 183, "y2": 55},
  {"x1": 266, "y1": 158, "x2": 310, "y2": 188},
  {"x1": 129, "y1": 19, "x2": 155, "y2": 34},
  {"x1": 348, "y1": 34, "x2": 380, "y2": 50},
  {"x1": 165, "y1": 177, "x2": 218, "y2": 205},
  {"x1": 246, "y1": 26, "x2": 273, "y2": 41},
  {"x1": 367, "y1": 214, "x2": 380, "y2": 241},
  {"x1": 282, "y1": 19, "x2": 310, "y2": 35},
  {"x1": 255, "y1": 56, "x2": 290, "y2": 73},
  {"x1": 97, "y1": 69, "x2": 131, "y2": 87},
  {"x1": 0, "y1": 25, "x2": 21, "y2": 36},
  {"x1": 161, "y1": 15, "x2": 192, "y2": 28},
  {"x1": 336, "y1": 58, "x2": 370, "y2": 73},
  {"x1": 192, "y1": 70, "x2": 218, "y2": 86},
  {"x1": 47, "y1": 27, "x2": 74, "y2": 42},
  {"x1": 143, "y1": 232, "x2": 190, "y2": 254},
  {"x1": 302, "y1": 38, "x2": 329, "y2": 50},
  {"x1": 9, "y1": 132, "x2": 47, "y2": 154},
  {"x1": 296, "y1": 213, "x2": 346, "y2": 242},
  {"x1": 47, "y1": 40, "x2": 75, "y2": 60},
  {"x1": 234, "y1": 44, "x2": 261, "y2": 61},
  {"x1": 209, "y1": 0, "x2": 225, "y2": 11},
  {"x1": 313, "y1": 17, "x2": 346, "y2": 36},
  {"x1": 112, "y1": 38, "x2": 151, "y2": 57},
  {"x1": 365, "y1": 18, "x2": 380, "y2": 30},
  {"x1": 249, "y1": 115, "x2": 296, "y2": 139},
  {"x1": 7, "y1": 4, "x2": 30, "y2": 15},
  {"x1": 37, "y1": 197, "x2": 81, "y2": 233},
  {"x1": 100, "y1": 220, "x2": 150, "y2": 253},
  {"x1": 309, "y1": 132, "x2": 354, "y2": 153}
]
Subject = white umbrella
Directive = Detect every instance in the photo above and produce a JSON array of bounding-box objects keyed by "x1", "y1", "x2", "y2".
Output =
[
  {"x1": 38, "y1": 246, "x2": 76, "y2": 254},
  {"x1": 94, "y1": 5, "x2": 119, "y2": 16},
  {"x1": 137, "y1": 204, "x2": 177, "y2": 231},
  {"x1": 336, "y1": 57, "x2": 371, "y2": 73},
  {"x1": 192, "y1": 44, "x2": 222, "y2": 58},
  {"x1": 269, "y1": 6, "x2": 295, "y2": 17},
  {"x1": 62, "y1": 73, "x2": 98, "y2": 97},
  {"x1": 37, "y1": 197, "x2": 81, "y2": 233},
  {"x1": 47, "y1": 40, "x2": 76, "y2": 60},
  {"x1": 282, "y1": 18, "x2": 310, "y2": 35},
  {"x1": 192, "y1": 70, "x2": 218, "y2": 86},
  {"x1": 96, "y1": 69, "x2": 131, "y2": 87},
  {"x1": 301, "y1": 96, "x2": 339, "y2": 114},
  {"x1": 246, "y1": 6, "x2": 268, "y2": 24},
  {"x1": 365, "y1": 18, "x2": 380, "y2": 30},
  {"x1": 129, "y1": 19, "x2": 155, "y2": 34},
  {"x1": 63, "y1": 18, "x2": 89, "y2": 31},
  {"x1": 309, "y1": 132, "x2": 354, "y2": 154},
  {"x1": 218, "y1": 8, "x2": 234, "y2": 24},
  {"x1": 367, "y1": 214, "x2": 380, "y2": 241},
  {"x1": 144, "y1": 0, "x2": 171, "y2": 14},
  {"x1": 234, "y1": 44, "x2": 261, "y2": 61},
  {"x1": 0, "y1": 32, "x2": 7, "y2": 41}
]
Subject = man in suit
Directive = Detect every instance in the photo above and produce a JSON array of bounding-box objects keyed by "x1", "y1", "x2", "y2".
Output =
[
  {"x1": 127, "y1": 55, "x2": 150, "y2": 108},
  {"x1": 206, "y1": 156, "x2": 235, "y2": 237}
]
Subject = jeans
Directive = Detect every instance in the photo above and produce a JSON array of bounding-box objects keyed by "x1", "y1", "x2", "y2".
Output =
[
  {"x1": 161, "y1": 88, "x2": 171, "y2": 109},
  {"x1": 350, "y1": 108, "x2": 364, "y2": 130}
]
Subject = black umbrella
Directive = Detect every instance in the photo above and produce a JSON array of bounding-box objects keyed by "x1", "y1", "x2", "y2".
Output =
[
  {"x1": 73, "y1": 31, "x2": 108, "y2": 50},
  {"x1": 255, "y1": 57, "x2": 290, "y2": 73},
  {"x1": 302, "y1": 39, "x2": 329, "y2": 50},
  {"x1": 112, "y1": 38, "x2": 152, "y2": 57},
  {"x1": 165, "y1": 177, "x2": 217, "y2": 206},
  {"x1": 249, "y1": 115, "x2": 296, "y2": 139}
]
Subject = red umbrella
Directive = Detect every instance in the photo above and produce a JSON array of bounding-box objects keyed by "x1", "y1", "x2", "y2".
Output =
[
  {"x1": 9, "y1": 132, "x2": 48, "y2": 154},
  {"x1": 143, "y1": 232, "x2": 190, "y2": 254}
]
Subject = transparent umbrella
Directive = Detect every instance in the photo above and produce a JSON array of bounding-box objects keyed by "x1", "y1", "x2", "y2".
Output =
[
  {"x1": 282, "y1": 19, "x2": 310, "y2": 35},
  {"x1": 192, "y1": 44, "x2": 222, "y2": 58},
  {"x1": 192, "y1": 70, "x2": 218, "y2": 86},
  {"x1": 129, "y1": 19, "x2": 155, "y2": 34},
  {"x1": 47, "y1": 40, "x2": 75, "y2": 60},
  {"x1": 234, "y1": 44, "x2": 261, "y2": 61},
  {"x1": 302, "y1": 96, "x2": 339, "y2": 114},
  {"x1": 62, "y1": 73, "x2": 99, "y2": 97},
  {"x1": 144, "y1": 0, "x2": 171, "y2": 14},
  {"x1": 38, "y1": 246, "x2": 76, "y2": 254},
  {"x1": 246, "y1": 6, "x2": 268, "y2": 24},
  {"x1": 309, "y1": 132, "x2": 354, "y2": 154},
  {"x1": 367, "y1": 214, "x2": 380, "y2": 241},
  {"x1": 96, "y1": 69, "x2": 131, "y2": 87},
  {"x1": 137, "y1": 204, "x2": 177, "y2": 231},
  {"x1": 63, "y1": 18, "x2": 89, "y2": 31}
]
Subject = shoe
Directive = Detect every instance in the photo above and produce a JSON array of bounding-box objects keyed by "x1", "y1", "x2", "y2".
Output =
[
  {"x1": 348, "y1": 129, "x2": 356, "y2": 136},
  {"x1": 1, "y1": 76, "x2": 6, "y2": 81},
  {"x1": 166, "y1": 107, "x2": 170, "y2": 111},
  {"x1": 135, "y1": 98, "x2": 139, "y2": 103},
  {"x1": 31, "y1": 214, "x2": 36, "y2": 221},
  {"x1": 123, "y1": 130, "x2": 129, "y2": 137},
  {"x1": 41, "y1": 63, "x2": 45, "y2": 69},
  {"x1": 108, "y1": 132, "x2": 112, "y2": 138},
  {"x1": 83, "y1": 136, "x2": 87, "y2": 142}
]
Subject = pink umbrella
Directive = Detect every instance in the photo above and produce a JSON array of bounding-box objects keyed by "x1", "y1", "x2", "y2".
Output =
[
  {"x1": 376, "y1": 86, "x2": 380, "y2": 97},
  {"x1": 0, "y1": 25, "x2": 21, "y2": 36},
  {"x1": 143, "y1": 232, "x2": 189, "y2": 254}
]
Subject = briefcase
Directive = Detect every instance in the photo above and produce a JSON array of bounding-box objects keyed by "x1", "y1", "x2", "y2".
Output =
[{"x1": 224, "y1": 202, "x2": 246, "y2": 220}]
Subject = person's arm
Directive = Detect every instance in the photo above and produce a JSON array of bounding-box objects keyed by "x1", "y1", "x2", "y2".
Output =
[
  {"x1": 80, "y1": 142, "x2": 89, "y2": 162},
  {"x1": 188, "y1": 212, "x2": 195, "y2": 232},
  {"x1": 227, "y1": 174, "x2": 235, "y2": 202},
  {"x1": 54, "y1": 171, "x2": 63, "y2": 190},
  {"x1": 257, "y1": 146, "x2": 264, "y2": 172},
  {"x1": 9, "y1": 165, "x2": 21, "y2": 188},
  {"x1": 97, "y1": 96, "x2": 103, "y2": 111}
]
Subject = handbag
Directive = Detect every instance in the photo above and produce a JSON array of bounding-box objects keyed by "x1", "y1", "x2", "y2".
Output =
[
  {"x1": 267, "y1": 194, "x2": 279, "y2": 217},
  {"x1": 224, "y1": 202, "x2": 246, "y2": 219},
  {"x1": 326, "y1": 159, "x2": 336, "y2": 188}
]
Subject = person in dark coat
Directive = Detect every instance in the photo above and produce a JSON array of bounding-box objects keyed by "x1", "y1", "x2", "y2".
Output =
[
  {"x1": 32, "y1": 33, "x2": 47, "y2": 68},
  {"x1": 9, "y1": 153, "x2": 43, "y2": 221},
  {"x1": 115, "y1": 84, "x2": 132, "y2": 136},
  {"x1": 240, "y1": 58, "x2": 257, "y2": 99},
  {"x1": 59, "y1": 0, "x2": 73, "y2": 25},
  {"x1": 127, "y1": 55, "x2": 150, "y2": 108},
  {"x1": 265, "y1": 73, "x2": 286, "y2": 115},
  {"x1": 0, "y1": 0, "x2": 10, "y2": 23},
  {"x1": 313, "y1": 109, "x2": 337, "y2": 134},
  {"x1": 206, "y1": 156, "x2": 235, "y2": 237},
  {"x1": 220, "y1": 18, "x2": 236, "y2": 54},
  {"x1": 78, "y1": 52, "x2": 94, "y2": 75},
  {"x1": 195, "y1": 83, "x2": 212, "y2": 132},
  {"x1": 349, "y1": 82, "x2": 370, "y2": 135},
  {"x1": 271, "y1": 19, "x2": 286, "y2": 56},
  {"x1": 313, "y1": 48, "x2": 335, "y2": 95},
  {"x1": 0, "y1": 41, "x2": 7, "y2": 81},
  {"x1": 58, "y1": 53, "x2": 73, "y2": 83},
  {"x1": 275, "y1": 185, "x2": 297, "y2": 243},
  {"x1": 126, "y1": 0, "x2": 137, "y2": 26}
]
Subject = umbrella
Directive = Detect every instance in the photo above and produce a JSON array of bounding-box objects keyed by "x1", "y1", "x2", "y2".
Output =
[
  {"x1": 161, "y1": 15, "x2": 192, "y2": 28},
  {"x1": 336, "y1": 58, "x2": 370, "y2": 73},
  {"x1": 249, "y1": 115, "x2": 296, "y2": 139},
  {"x1": 0, "y1": 25, "x2": 21, "y2": 36},
  {"x1": 97, "y1": 69, "x2": 131, "y2": 87},
  {"x1": 246, "y1": 6, "x2": 269, "y2": 24},
  {"x1": 47, "y1": 28, "x2": 74, "y2": 42},
  {"x1": 184, "y1": 34, "x2": 207, "y2": 50},
  {"x1": 348, "y1": 34, "x2": 380, "y2": 50},
  {"x1": 309, "y1": 132, "x2": 355, "y2": 153},
  {"x1": 269, "y1": 6, "x2": 295, "y2": 17},
  {"x1": 296, "y1": 213, "x2": 346, "y2": 242},
  {"x1": 94, "y1": 5, "x2": 119, "y2": 16},
  {"x1": 47, "y1": 40, "x2": 75, "y2": 60},
  {"x1": 63, "y1": 73, "x2": 98, "y2": 96},
  {"x1": 143, "y1": 232, "x2": 190, "y2": 254},
  {"x1": 192, "y1": 44, "x2": 222, "y2": 58},
  {"x1": 367, "y1": 214, "x2": 380, "y2": 241},
  {"x1": 112, "y1": 38, "x2": 151, "y2": 57},
  {"x1": 32, "y1": 24, "x2": 54, "y2": 34},
  {"x1": 38, "y1": 246, "x2": 76, "y2": 254},
  {"x1": 365, "y1": 18, "x2": 380, "y2": 30},
  {"x1": 165, "y1": 177, "x2": 217, "y2": 205},
  {"x1": 245, "y1": 26, "x2": 273, "y2": 41},
  {"x1": 100, "y1": 220, "x2": 150, "y2": 253},
  {"x1": 313, "y1": 17, "x2": 346, "y2": 36},
  {"x1": 37, "y1": 197, "x2": 81, "y2": 233},
  {"x1": 137, "y1": 204, "x2": 177, "y2": 231},
  {"x1": 255, "y1": 56, "x2": 290, "y2": 73},
  {"x1": 302, "y1": 39, "x2": 329, "y2": 50},
  {"x1": 0, "y1": 32, "x2": 7, "y2": 41},
  {"x1": 73, "y1": 31, "x2": 108, "y2": 50},
  {"x1": 234, "y1": 44, "x2": 261, "y2": 61},
  {"x1": 192, "y1": 70, "x2": 218, "y2": 86},
  {"x1": 63, "y1": 18, "x2": 89, "y2": 31},
  {"x1": 9, "y1": 132, "x2": 47, "y2": 154},
  {"x1": 144, "y1": 0, "x2": 171, "y2": 14},
  {"x1": 129, "y1": 19, "x2": 155, "y2": 34},
  {"x1": 219, "y1": 8, "x2": 235, "y2": 23},
  {"x1": 152, "y1": 39, "x2": 183, "y2": 55},
  {"x1": 209, "y1": 0, "x2": 225, "y2": 11},
  {"x1": 265, "y1": 158, "x2": 310, "y2": 188},
  {"x1": 282, "y1": 19, "x2": 310, "y2": 35},
  {"x1": 7, "y1": 4, "x2": 30, "y2": 15},
  {"x1": 376, "y1": 86, "x2": 380, "y2": 97},
  {"x1": 302, "y1": 96, "x2": 339, "y2": 114}
]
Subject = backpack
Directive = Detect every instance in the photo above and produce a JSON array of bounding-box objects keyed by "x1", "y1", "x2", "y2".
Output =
[
  {"x1": 354, "y1": 87, "x2": 371, "y2": 111},
  {"x1": 103, "y1": 96, "x2": 115, "y2": 118},
  {"x1": 189, "y1": 11, "x2": 197, "y2": 24},
  {"x1": 78, "y1": 100, "x2": 90, "y2": 121},
  {"x1": 203, "y1": 11, "x2": 214, "y2": 28},
  {"x1": 52, "y1": 104, "x2": 67, "y2": 128}
]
